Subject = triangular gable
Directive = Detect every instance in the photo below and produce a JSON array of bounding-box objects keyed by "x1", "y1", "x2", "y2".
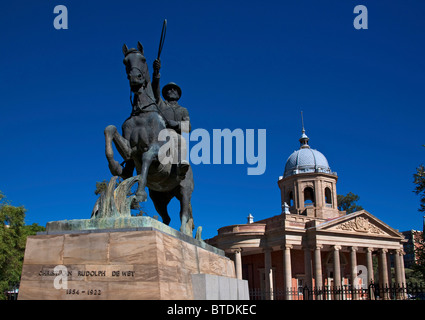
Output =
[{"x1": 315, "y1": 210, "x2": 403, "y2": 239}]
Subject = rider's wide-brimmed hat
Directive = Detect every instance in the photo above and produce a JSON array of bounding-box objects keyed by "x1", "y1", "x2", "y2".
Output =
[{"x1": 162, "y1": 82, "x2": 182, "y2": 99}]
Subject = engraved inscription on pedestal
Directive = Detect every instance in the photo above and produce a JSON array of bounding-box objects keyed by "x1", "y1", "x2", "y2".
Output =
[{"x1": 19, "y1": 228, "x2": 236, "y2": 300}]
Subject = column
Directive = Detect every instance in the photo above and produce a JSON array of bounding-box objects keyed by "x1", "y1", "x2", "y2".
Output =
[
  {"x1": 386, "y1": 251, "x2": 392, "y2": 296},
  {"x1": 350, "y1": 247, "x2": 358, "y2": 300},
  {"x1": 314, "y1": 180, "x2": 323, "y2": 208},
  {"x1": 400, "y1": 250, "x2": 406, "y2": 287},
  {"x1": 400, "y1": 250, "x2": 407, "y2": 299},
  {"x1": 395, "y1": 249, "x2": 407, "y2": 299},
  {"x1": 282, "y1": 244, "x2": 293, "y2": 300},
  {"x1": 366, "y1": 248, "x2": 375, "y2": 300},
  {"x1": 379, "y1": 249, "x2": 389, "y2": 300},
  {"x1": 298, "y1": 181, "x2": 305, "y2": 212},
  {"x1": 293, "y1": 181, "x2": 299, "y2": 211},
  {"x1": 303, "y1": 246, "x2": 313, "y2": 300},
  {"x1": 314, "y1": 245, "x2": 323, "y2": 300},
  {"x1": 394, "y1": 249, "x2": 403, "y2": 299},
  {"x1": 393, "y1": 250, "x2": 399, "y2": 292},
  {"x1": 366, "y1": 248, "x2": 374, "y2": 286},
  {"x1": 333, "y1": 246, "x2": 342, "y2": 300},
  {"x1": 332, "y1": 182, "x2": 338, "y2": 210},
  {"x1": 264, "y1": 248, "x2": 273, "y2": 300},
  {"x1": 232, "y1": 248, "x2": 242, "y2": 280},
  {"x1": 378, "y1": 250, "x2": 383, "y2": 293}
]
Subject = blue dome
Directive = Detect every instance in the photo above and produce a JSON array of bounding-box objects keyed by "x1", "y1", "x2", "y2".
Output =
[
  {"x1": 284, "y1": 148, "x2": 332, "y2": 178},
  {"x1": 283, "y1": 128, "x2": 334, "y2": 178}
]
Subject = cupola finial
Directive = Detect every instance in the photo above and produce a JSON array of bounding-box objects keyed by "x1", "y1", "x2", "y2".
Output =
[
  {"x1": 301, "y1": 110, "x2": 305, "y2": 132},
  {"x1": 299, "y1": 111, "x2": 310, "y2": 148}
]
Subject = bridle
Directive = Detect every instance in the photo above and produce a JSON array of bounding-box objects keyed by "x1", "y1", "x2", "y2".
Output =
[
  {"x1": 124, "y1": 53, "x2": 170, "y2": 124},
  {"x1": 127, "y1": 66, "x2": 145, "y2": 77},
  {"x1": 126, "y1": 64, "x2": 148, "y2": 106}
]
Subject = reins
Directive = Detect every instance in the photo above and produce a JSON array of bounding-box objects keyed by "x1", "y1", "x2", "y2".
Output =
[{"x1": 129, "y1": 85, "x2": 170, "y2": 128}]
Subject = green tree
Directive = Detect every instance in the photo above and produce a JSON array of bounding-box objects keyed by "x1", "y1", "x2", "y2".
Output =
[
  {"x1": 412, "y1": 147, "x2": 425, "y2": 281},
  {"x1": 0, "y1": 191, "x2": 45, "y2": 299},
  {"x1": 413, "y1": 164, "x2": 425, "y2": 213},
  {"x1": 409, "y1": 241, "x2": 425, "y2": 284},
  {"x1": 337, "y1": 192, "x2": 363, "y2": 214}
]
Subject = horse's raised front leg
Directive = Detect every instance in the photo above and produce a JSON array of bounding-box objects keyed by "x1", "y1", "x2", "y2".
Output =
[
  {"x1": 104, "y1": 125, "x2": 132, "y2": 177},
  {"x1": 135, "y1": 144, "x2": 159, "y2": 202}
]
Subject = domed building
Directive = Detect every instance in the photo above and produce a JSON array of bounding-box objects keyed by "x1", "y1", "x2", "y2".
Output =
[
  {"x1": 283, "y1": 129, "x2": 332, "y2": 177},
  {"x1": 207, "y1": 125, "x2": 408, "y2": 300},
  {"x1": 279, "y1": 127, "x2": 340, "y2": 220}
]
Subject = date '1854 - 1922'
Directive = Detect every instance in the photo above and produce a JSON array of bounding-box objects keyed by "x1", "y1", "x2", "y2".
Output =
[{"x1": 66, "y1": 289, "x2": 101, "y2": 296}]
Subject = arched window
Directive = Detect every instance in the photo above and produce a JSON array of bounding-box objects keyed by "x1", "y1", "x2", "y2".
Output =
[
  {"x1": 304, "y1": 187, "x2": 315, "y2": 207},
  {"x1": 325, "y1": 187, "x2": 332, "y2": 205}
]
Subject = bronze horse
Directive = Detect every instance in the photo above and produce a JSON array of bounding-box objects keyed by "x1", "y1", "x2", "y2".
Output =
[{"x1": 104, "y1": 41, "x2": 194, "y2": 236}]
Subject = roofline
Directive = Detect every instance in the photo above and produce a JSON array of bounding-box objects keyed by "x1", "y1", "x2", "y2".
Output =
[{"x1": 278, "y1": 171, "x2": 338, "y2": 183}]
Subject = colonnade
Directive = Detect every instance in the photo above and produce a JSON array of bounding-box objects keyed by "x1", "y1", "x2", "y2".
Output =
[{"x1": 231, "y1": 245, "x2": 406, "y2": 300}]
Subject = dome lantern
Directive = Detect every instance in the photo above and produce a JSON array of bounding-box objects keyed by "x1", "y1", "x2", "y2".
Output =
[
  {"x1": 299, "y1": 111, "x2": 310, "y2": 149},
  {"x1": 278, "y1": 113, "x2": 340, "y2": 219}
]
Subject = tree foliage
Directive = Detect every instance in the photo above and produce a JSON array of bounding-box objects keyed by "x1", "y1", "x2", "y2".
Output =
[
  {"x1": 412, "y1": 146, "x2": 425, "y2": 280},
  {"x1": 337, "y1": 192, "x2": 363, "y2": 214},
  {"x1": 411, "y1": 236, "x2": 425, "y2": 283},
  {"x1": 0, "y1": 191, "x2": 45, "y2": 299},
  {"x1": 413, "y1": 163, "x2": 425, "y2": 213}
]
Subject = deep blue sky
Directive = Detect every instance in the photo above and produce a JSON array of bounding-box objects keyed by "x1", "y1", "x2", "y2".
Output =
[{"x1": 0, "y1": 0, "x2": 424, "y2": 239}]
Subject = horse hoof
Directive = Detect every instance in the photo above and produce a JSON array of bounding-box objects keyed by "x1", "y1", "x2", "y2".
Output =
[
  {"x1": 180, "y1": 223, "x2": 193, "y2": 236},
  {"x1": 104, "y1": 125, "x2": 117, "y2": 135},
  {"x1": 180, "y1": 225, "x2": 190, "y2": 236}
]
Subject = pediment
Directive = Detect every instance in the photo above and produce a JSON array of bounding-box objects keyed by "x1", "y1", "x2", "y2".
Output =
[{"x1": 315, "y1": 210, "x2": 403, "y2": 239}]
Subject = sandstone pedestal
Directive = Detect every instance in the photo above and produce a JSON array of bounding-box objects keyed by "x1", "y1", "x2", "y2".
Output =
[{"x1": 19, "y1": 219, "x2": 245, "y2": 300}]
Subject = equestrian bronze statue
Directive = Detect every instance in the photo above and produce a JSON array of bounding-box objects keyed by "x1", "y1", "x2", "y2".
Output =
[{"x1": 103, "y1": 41, "x2": 194, "y2": 236}]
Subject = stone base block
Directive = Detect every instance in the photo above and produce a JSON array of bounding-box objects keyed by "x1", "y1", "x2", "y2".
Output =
[
  {"x1": 191, "y1": 274, "x2": 249, "y2": 300},
  {"x1": 18, "y1": 226, "x2": 236, "y2": 300},
  {"x1": 45, "y1": 215, "x2": 223, "y2": 256}
]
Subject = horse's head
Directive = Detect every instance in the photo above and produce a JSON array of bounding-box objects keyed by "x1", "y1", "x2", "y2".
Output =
[{"x1": 122, "y1": 42, "x2": 151, "y2": 92}]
